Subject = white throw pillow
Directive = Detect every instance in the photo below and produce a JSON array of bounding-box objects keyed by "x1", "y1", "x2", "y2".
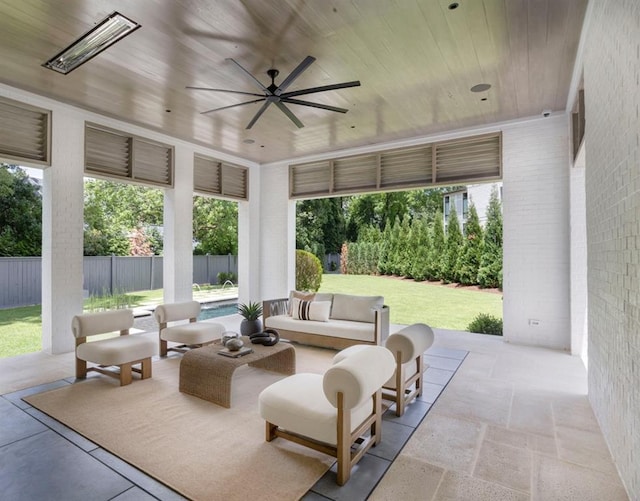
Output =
[{"x1": 291, "y1": 298, "x2": 331, "y2": 322}]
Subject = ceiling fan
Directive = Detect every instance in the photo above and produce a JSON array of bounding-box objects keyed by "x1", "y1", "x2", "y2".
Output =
[{"x1": 187, "y1": 55, "x2": 360, "y2": 129}]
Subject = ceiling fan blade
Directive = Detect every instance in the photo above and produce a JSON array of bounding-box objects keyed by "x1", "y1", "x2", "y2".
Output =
[
  {"x1": 281, "y1": 80, "x2": 361, "y2": 98},
  {"x1": 246, "y1": 101, "x2": 273, "y2": 129},
  {"x1": 274, "y1": 55, "x2": 316, "y2": 96},
  {"x1": 201, "y1": 98, "x2": 266, "y2": 115},
  {"x1": 226, "y1": 58, "x2": 269, "y2": 93},
  {"x1": 282, "y1": 97, "x2": 349, "y2": 113},
  {"x1": 275, "y1": 101, "x2": 304, "y2": 128},
  {"x1": 186, "y1": 87, "x2": 265, "y2": 98}
]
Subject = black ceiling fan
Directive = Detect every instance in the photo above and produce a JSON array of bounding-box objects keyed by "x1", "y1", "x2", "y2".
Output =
[{"x1": 187, "y1": 55, "x2": 360, "y2": 129}]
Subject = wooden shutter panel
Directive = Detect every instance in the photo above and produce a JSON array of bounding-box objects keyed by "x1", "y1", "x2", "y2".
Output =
[
  {"x1": 333, "y1": 154, "x2": 377, "y2": 193},
  {"x1": 434, "y1": 133, "x2": 501, "y2": 183},
  {"x1": 290, "y1": 160, "x2": 331, "y2": 197},
  {"x1": 221, "y1": 163, "x2": 247, "y2": 200},
  {"x1": 0, "y1": 97, "x2": 50, "y2": 165},
  {"x1": 194, "y1": 155, "x2": 222, "y2": 195},
  {"x1": 85, "y1": 126, "x2": 131, "y2": 178},
  {"x1": 380, "y1": 145, "x2": 432, "y2": 188},
  {"x1": 132, "y1": 139, "x2": 172, "y2": 186},
  {"x1": 85, "y1": 123, "x2": 174, "y2": 187}
]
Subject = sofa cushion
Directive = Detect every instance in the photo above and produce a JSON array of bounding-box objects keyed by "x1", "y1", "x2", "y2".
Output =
[
  {"x1": 76, "y1": 335, "x2": 156, "y2": 366},
  {"x1": 160, "y1": 321, "x2": 225, "y2": 344},
  {"x1": 291, "y1": 298, "x2": 331, "y2": 322},
  {"x1": 288, "y1": 290, "x2": 316, "y2": 315},
  {"x1": 330, "y1": 294, "x2": 384, "y2": 323},
  {"x1": 264, "y1": 315, "x2": 376, "y2": 342}
]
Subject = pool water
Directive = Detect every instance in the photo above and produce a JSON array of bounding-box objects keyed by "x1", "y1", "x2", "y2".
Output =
[{"x1": 198, "y1": 302, "x2": 238, "y2": 320}]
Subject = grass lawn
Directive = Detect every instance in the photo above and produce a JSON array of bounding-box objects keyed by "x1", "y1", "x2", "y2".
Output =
[
  {"x1": 0, "y1": 275, "x2": 500, "y2": 358},
  {"x1": 319, "y1": 274, "x2": 502, "y2": 331}
]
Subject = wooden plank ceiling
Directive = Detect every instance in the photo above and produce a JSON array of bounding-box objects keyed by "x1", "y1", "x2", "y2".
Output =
[{"x1": 0, "y1": 0, "x2": 588, "y2": 164}]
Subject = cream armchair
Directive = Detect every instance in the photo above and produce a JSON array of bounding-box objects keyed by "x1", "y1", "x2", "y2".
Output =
[
  {"x1": 334, "y1": 323, "x2": 435, "y2": 416},
  {"x1": 258, "y1": 345, "x2": 395, "y2": 485},
  {"x1": 154, "y1": 300, "x2": 224, "y2": 356},
  {"x1": 72, "y1": 309, "x2": 156, "y2": 386}
]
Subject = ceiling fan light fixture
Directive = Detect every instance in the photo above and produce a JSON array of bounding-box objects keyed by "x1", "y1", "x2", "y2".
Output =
[{"x1": 43, "y1": 11, "x2": 140, "y2": 74}]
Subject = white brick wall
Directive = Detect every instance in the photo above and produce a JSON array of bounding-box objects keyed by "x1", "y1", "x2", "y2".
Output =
[
  {"x1": 584, "y1": 1, "x2": 640, "y2": 497},
  {"x1": 257, "y1": 161, "x2": 296, "y2": 300},
  {"x1": 502, "y1": 116, "x2": 571, "y2": 349}
]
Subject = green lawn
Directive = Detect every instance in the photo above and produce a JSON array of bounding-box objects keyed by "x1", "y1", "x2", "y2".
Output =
[
  {"x1": 0, "y1": 276, "x2": 500, "y2": 358},
  {"x1": 319, "y1": 274, "x2": 502, "y2": 331}
]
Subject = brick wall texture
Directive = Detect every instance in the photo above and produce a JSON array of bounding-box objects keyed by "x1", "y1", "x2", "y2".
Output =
[{"x1": 585, "y1": 1, "x2": 640, "y2": 497}]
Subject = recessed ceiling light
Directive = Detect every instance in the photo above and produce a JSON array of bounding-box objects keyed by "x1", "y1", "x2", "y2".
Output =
[
  {"x1": 43, "y1": 12, "x2": 140, "y2": 74},
  {"x1": 470, "y1": 83, "x2": 491, "y2": 93},
  {"x1": 165, "y1": 109, "x2": 171, "y2": 113},
  {"x1": 481, "y1": 98, "x2": 487, "y2": 101},
  {"x1": 448, "y1": 3, "x2": 460, "y2": 10},
  {"x1": 242, "y1": 139, "x2": 255, "y2": 144}
]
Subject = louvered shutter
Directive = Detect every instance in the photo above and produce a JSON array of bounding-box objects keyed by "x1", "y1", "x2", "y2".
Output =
[
  {"x1": 380, "y1": 145, "x2": 432, "y2": 188},
  {"x1": 194, "y1": 155, "x2": 222, "y2": 195},
  {"x1": 85, "y1": 126, "x2": 131, "y2": 178},
  {"x1": 290, "y1": 160, "x2": 331, "y2": 197},
  {"x1": 434, "y1": 133, "x2": 501, "y2": 183},
  {"x1": 221, "y1": 163, "x2": 247, "y2": 200},
  {"x1": 333, "y1": 154, "x2": 377, "y2": 193},
  {"x1": 85, "y1": 123, "x2": 174, "y2": 187},
  {"x1": 0, "y1": 97, "x2": 50, "y2": 165},
  {"x1": 132, "y1": 139, "x2": 172, "y2": 186}
]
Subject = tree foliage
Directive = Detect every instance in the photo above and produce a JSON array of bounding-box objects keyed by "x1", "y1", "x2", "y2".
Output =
[
  {"x1": 296, "y1": 198, "x2": 346, "y2": 259},
  {"x1": 456, "y1": 204, "x2": 484, "y2": 285},
  {"x1": 296, "y1": 249, "x2": 323, "y2": 292},
  {"x1": 478, "y1": 187, "x2": 503, "y2": 288},
  {"x1": 192, "y1": 195, "x2": 238, "y2": 255},
  {"x1": 0, "y1": 164, "x2": 42, "y2": 256},
  {"x1": 442, "y1": 207, "x2": 463, "y2": 283}
]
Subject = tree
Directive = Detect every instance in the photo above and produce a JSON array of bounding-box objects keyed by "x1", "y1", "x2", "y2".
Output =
[
  {"x1": 443, "y1": 206, "x2": 463, "y2": 283},
  {"x1": 410, "y1": 216, "x2": 431, "y2": 281},
  {"x1": 0, "y1": 164, "x2": 42, "y2": 256},
  {"x1": 426, "y1": 209, "x2": 445, "y2": 280},
  {"x1": 192, "y1": 196, "x2": 238, "y2": 255},
  {"x1": 456, "y1": 204, "x2": 484, "y2": 285},
  {"x1": 83, "y1": 179, "x2": 163, "y2": 256},
  {"x1": 296, "y1": 198, "x2": 346, "y2": 259},
  {"x1": 478, "y1": 187, "x2": 503, "y2": 288}
]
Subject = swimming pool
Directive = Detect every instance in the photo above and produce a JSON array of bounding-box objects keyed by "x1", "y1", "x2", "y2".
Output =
[{"x1": 198, "y1": 301, "x2": 238, "y2": 320}]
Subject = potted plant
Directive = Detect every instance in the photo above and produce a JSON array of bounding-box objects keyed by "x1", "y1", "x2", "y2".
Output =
[{"x1": 238, "y1": 301, "x2": 263, "y2": 336}]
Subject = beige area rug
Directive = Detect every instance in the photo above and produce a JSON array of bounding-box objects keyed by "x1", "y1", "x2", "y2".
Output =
[{"x1": 25, "y1": 345, "x2": 337, "y2": 501}]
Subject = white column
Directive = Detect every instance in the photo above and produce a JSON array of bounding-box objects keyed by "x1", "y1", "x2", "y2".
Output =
[
  {"x1": 163, "y1": 145, "x2": 194, "y2": 303},
  {"x1": 257, "y1": 161, "x2": 296, "y2": 300},
  {"x1": 237, "y1": 164, "x2": 261, "y2": 304},
  {"x1": 41, "y1": 109, "x2": 85, "y2": 354}
]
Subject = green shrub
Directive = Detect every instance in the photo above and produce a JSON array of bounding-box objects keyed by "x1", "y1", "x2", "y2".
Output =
[
  {"x1": 467, "y1": 313, "x2": 503, "y2": 336},
  {"x1": 217, "y1": 271, "x2": 236, "y2": 284},
  {"x1": 296, "y1": 249, "x2": 323, "y2": 292}
]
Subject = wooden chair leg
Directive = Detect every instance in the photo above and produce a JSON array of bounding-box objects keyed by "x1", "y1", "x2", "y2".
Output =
[
  {"x1": 119, "y1": 363, "x2": 132, "y2": 386},
  {"x1": 265, "y1": 421, "x2": 277, "y2": 442},
  {"x1": 416, "y1": 355, "x2": 424, "y2": 397},
  {"x1": 140, "y1": 358, "x2": 152, "y2": 379},
  {"x1": 395, "y1": 352, "x2": 404, "y2": 416},
  {"x1": 160, "y1": 338, "x2": 168, "y2": 357},
  {"x1": 373, "y1": 390, "x2": 383, "y2": 446},
  {"x1": 336, "y1": 392, "x2": 351, "y2": 486},
  {"x1": 75, "y1": 357, "x2": 87, "y2": 379}
]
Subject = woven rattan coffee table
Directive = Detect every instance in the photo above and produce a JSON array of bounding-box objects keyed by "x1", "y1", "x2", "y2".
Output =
[{"x1": 179, "y1": 337, "x2": 296, "y2": 408}]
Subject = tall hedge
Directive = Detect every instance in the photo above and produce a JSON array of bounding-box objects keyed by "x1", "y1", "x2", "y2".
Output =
[
  {"x1": 443, "y1": 206, "x2": 463, "y2": 283},
  {"x1": 457, "y1": 204, "x2": 484, "y2": 285},
  {"x1": 427, "y1": 209, "x2": 446, "y2": 280},
  {"x1": 478, "y1": 187, "x2": 503, "y2": 288}
]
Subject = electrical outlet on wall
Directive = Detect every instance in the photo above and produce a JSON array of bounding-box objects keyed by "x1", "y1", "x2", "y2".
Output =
[{"x1": 528, "y1": 319, "x2": 540, "y2": 326}]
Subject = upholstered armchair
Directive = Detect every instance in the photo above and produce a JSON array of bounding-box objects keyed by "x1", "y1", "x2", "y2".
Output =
[
  {"x1": 259, "y1": 345, "x2": 395, "y2": 485},
  {"x1": 154, "y1": 300, "x2": 224, "y2": 356},
  {"x1": 72, "y1": 309, "x2": 156, "y2": 386},
  {"x1": 334, "y1": 323, "x2": 435, "y2": 416}
]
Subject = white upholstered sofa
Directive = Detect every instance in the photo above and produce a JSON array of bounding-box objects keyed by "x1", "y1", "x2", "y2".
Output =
[{"x1": 262, "y1": 292, "x2": 390, "y2": 349}]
